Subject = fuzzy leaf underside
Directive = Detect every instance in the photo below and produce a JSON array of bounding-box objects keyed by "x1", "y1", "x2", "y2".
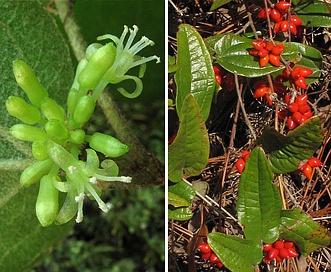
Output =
[
  {"x1": 0, "y1": 1, "x2": 74, "y2": 270},
  {"x1": 237, "y1": 147, "x2": 282, "y2": 244}
]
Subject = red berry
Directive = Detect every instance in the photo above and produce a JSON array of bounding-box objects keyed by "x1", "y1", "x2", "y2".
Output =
[
  {"x1": 290, "y1": 23, "x2": 297, "y2": 35},
  {"x1": 242, "y1": 150, "x2": 250, "y2": 162},
  {"x1": 284, "y1": 241, "x2": 294, "y2": 249},
  {"x1": 235, "y1": 158, "x2": 245, "y2": 173},
  {"x1": 258, "y1": 48, "x2": 269, "y2": 58},
  {"x1": 270, "y1": 8, "x2": 282, "y2": 22},
  {"x1": 287, "y1": 116, "x2": 297, "y2": 130},
  {"x1": 292, "y1": 111, "x2": 303, "y2": 123},
  {"x1": 259, "y1": 55, "x2": 269, "y2": 67},
  {"x1": 280, "y1": 20, "x2": 289, "y2": 32},
  {"x1": 258, "y1": 8, "x2": 271, "y2": 19},
  {"x1": 288, "y1": 102, "x2": 299, "y2": 113},
  {"x1": 251, "y1": 39, "x2": 265, "y2": 51},
  {"x1": 265, "y1": 42, "x2": 274, "y2": 52},
  {"x1": 291, "y1": 15, "x2": 303, "y2": 26},
  {"x1": 298, "y1": 67, "x2": 313, "y2": 77},
  {"x1": 271, "y1": 44, "x2": 285, "y2": 55},
  {"x1": 308, "y1": 157, "x2": 323, "y2": 167},
  {"x1": 300, "y1": 163, "x2": 313, "y2": 178},
  {"x1": 275, "y1": 255, "x2": 283, "y2": 262},
  {"x1": 279, "y1": 248, "x2": 290, "y2": 259},
  {"x1": 213, "y1": 64, "x2": 222, "y2": 75},
  {"x1": 263, "y1": 243, "x2": 273, "y2": 252},
  {"x1": 295, "y1": 94, "x2": 308, "y2": 105},
  {"x1": 284, "y1": 94, "x2": 291, "y2": 105},
  {"x1": 209, "y1": 253, "x2": 220, "y2": 264},
  {"x1": 275, "y1": 1, "x2": 292, "y2": 13},
  {"x1": 202, "y1": 252, "x2": 212, "y2": 260},
  {"x1": 216, "y1": 261, "x2": 224, "y2": 268},
  {"x1": 265, "y1": 94, "x2": 273, "y2": 105},
  {"x1": 263, "y1": 256, "x2": 273, "y2": 263},
  {"x1": 274, "y1": 240, "x2": 285, "y2": 250},
  {"x1": 249, "y1": 49, "x2": 260, "y2": 57},
  {"x1": 269, "y1": 54, "x2": 280, "y2": 67},
  {"x1": 215, "y1": 74, "x2": 222, "y2": 85},
  {"x1": 294, "y1": 76, "x2": 307, "y2": 89},
  {"x1": 298, "y1": 104, "x2": 311, "y2": 114},
  {"x1": 287, "y1": 247, "x2": 299, "y2": 258},
  {"x1": 274, "y1": 21, "x2": 282, "y2": 32},
  {"x1": 279, "y1": 109, "x2": 290, "y2": 119},
  {"x1": 198, "y1": 243, "x2": 212, "y2": 254},
  {"x1": 268, "y1": 248, "x2": 279, "y2": 260},
  {"x1": 303, "y1": 110, "x2": 313, "y2": 119},
  {"x1": 254, "y1": 86, "x2": 269, "y2": 98}
]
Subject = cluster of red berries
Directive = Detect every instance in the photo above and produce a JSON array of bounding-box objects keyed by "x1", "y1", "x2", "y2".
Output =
[
  {"x1": 198, "y1": 242, "x2": 224, "y2": 268},
  {"x1": 263, "y1": 239, "x2": 299, "y2": 263},
  {"x1": 235, "y1": 150, "x2": 250, "y2": 174},
  {"x1": 298, "y1": 156, "x2": 323, "y2": 178},
  {"x1": 276, "y1": 65, "x2": 313, "y2": 90},
  {"x1": 279, "y1": 94, "x2": 313, "y2": 130},
  {"x1": 249, "y1": 39, "x2": 284, "y2": 67},
  {"x1": 257, "y1": 1, "x2": 303, "y2": 35},
  {"x1": 252, "y1": 79, "x2": 287, "y2": 105},
  {"x1": 213, "y1": 63, "x2": 236, "y2": 91}
]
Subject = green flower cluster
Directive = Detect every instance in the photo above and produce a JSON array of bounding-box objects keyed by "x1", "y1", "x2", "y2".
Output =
[{"x1": 6, "y1": 25, "x2": 159, "y2": 227}]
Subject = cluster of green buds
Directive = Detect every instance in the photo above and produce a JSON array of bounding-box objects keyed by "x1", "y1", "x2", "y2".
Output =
[{"x1": 6, "y1": 25, "x2": 159, "y2": 227}]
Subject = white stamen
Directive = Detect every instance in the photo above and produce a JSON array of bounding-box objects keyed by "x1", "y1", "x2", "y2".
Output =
[
  {"x1": 94, "y1": 174, "x2": 132, "y2": 183},
  {"x1": 89, "y1": 177, "x2": 97, "y2": 184},
  {"x1": 75, "y1": 193, "x2": 85, "y2": 203},
  {"x1": 68, "y1": 165, "x2": 77, "y2": 174}
]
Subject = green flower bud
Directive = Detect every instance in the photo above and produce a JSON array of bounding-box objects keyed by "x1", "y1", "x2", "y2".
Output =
[
  {"x1": 32, "y1": 140, "x2": 49, "y2": 161},
  {"x1": 73, "y1": 95, "x2": 96, "y2": 127},
  {"x1": 55, "y1": 191, "x2": 78, "y2": 225},
  {"x1": 13, "y1": 60, "x2": 48, "y2": 107},
  {"x1": 45, "y1": 119, "x2": 68, "y2": 140},
  {"x1": 85, "y1": 43, "x2": 103, "y2": 60},
  {"x1": 78, "y1": 42, "x2": 116, "y2": 90},
  {"x1": 20, "y1": 159, "x2": 53, "y2": 186},
  {"x1": 36, "y1": 174, "x2": 59, "y2": 227},
  {"x1": 71, "y1": 58, "x2": 88, "y2": 91},
  {"x1": 70, "y1": 129, "x2": 85, "y2": 145},
  {"x1": 67, "y1": 88, "x2": 80, "y2": 115},
  {"x1": 86, "y1": 132, "x2": 129, "y2": 157},
  {"x1": 40, "y1": 97, "x2": 66, "y2": 122},
  {"x1": 10, "y1": 124, "x2": 48, "y2": 142},
  {"x1": 6, "y1": 96, "x2": 41, "y2": 125}
]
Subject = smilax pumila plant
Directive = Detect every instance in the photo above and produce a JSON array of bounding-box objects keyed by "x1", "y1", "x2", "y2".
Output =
[{"x1": 6, "y1": 25, "x2": 160, "y2": 227}]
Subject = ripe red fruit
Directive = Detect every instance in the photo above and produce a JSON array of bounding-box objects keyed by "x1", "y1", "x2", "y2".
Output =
[
  {"x1": 298, "y1": 67, "x2": 313, "y2": 77},
  {"x1": 300, "y1": 163, "x2": 313, "y2": 178},
  {"x1": 290, "y1": 23, "x2": 297, "y2": 35},
  {"x1": 213, "y1": 64, "x2": 222, "y2": 75},
  {"x1": 271, "y1": 44, "x2": 285, "y2": 55},
  {"x1": 298, "y1": 104, "x2": 310, "y2": 114},
  {"x1": 284, "y1": 94, "x2": 291, "y2": 105},
  {"x1": 251, "y1": 39, "x2": 265, "y2": 50},
  {"x1": 258, "y1": 48, "x2": 269, "y2": 58},
  {"x1": 202, "y1": 252, "x2": 212, "y2": 260},
  {"x1": 269, "y1": 54, "x2": 280, "y2": 67},
  {"x1": 268, "y1": 248, "x2": 279, "y2": 259},
  {"x1": 287, "y1": 116, "x2": 297, "y2": 130},
  {"x1": 274, "y1": 21, "x2": 282, "y2": 32},
  {"x1": 284, "y1": 241, "x2": 294, "y2": 249},
  {"x1": 258, "y1": 8, "x2": 271, "y2": 19},
  {"x1": 291, "y1": 15, "x2": 303, "y2": 26},
  {"x1": 292, "y1": 111, "x2": 303, "y2": 123},
  {"x1": 254, "y1": 86, "x2": 269, "y2": 98},
  {"x1": 249, "y1": 49, "x2": 260, "y2": 57},
  {"x1": 295, "y1": 94, "x2": 308, "y2": 105},
  {"x1": 265, "y1": 94, "x2": 273, "y2": 105},
  {"x1": 270, "y1": 8, "x2": 282, "y2": 22},
  {"x1": 278, "y1": 109, "x2": 290, "y2": 119},
  {"x1": 303, "y1": 110, "x2": 313, "y2": 119},
  {"x1": 279, "y1": 248, "x2": 290, "y2": 259},
  {"x1": 263, "y1": 243, "x2": 273, "y2": 251},
  {"x1": 263, "y1": 256, "x2": 273, "y2": 263},
  {"x1": 288, "y1": 102, "x2": 299, "y2": 113},
  {"x1": 215, "y1": 74, "x2": 222, "y2": 85},
  {"x1": 198, "y1": 243, "x2": 212, "y2": 254},
  {"x1": 209, "y1": 253, "x2": 220, "y2": 264},
  {"x1": 274, "y1": 240, "x2": 285, "y2": 250},
  {"x1": 265, "y1": 42, "x2": 274, "y2": 51},
  {"x1": 242, "y1": 150, "x2": 250, "y2": 162},
  {"x1": 275, "y1": 1, "x2": 292, "y2": 12},
  {"x1": 216, "y1": 261, "x2": 224, "y2": 268},
  {"x1": 235, "y1": 158, "x2": 245, "y2": 173},
  {"x1": 287, "y1": 247, "x2": 299, "y2": 257},
  {"x1": 280, "y1": 20, "x2": 289, "y2": 32},
  {"x1": 308, "y1": 157, "x2": 323, "y2": 167},
  {"x1": 259, "y1": 55, "x2": 269, "y2": 67},
  {"x1": 294, "y1": 76, "x2": 307, "y2": 89}
]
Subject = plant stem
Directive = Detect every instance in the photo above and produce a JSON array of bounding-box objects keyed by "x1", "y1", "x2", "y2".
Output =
[{"x1": 54, "y1": 0, "x2": 164, "y2": 187}]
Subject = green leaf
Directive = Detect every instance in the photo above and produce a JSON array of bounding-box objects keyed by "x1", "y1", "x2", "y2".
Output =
[
  {"x1": 0, "y1": 1, "x2": 74, "y2": 270},
  {"x1": 279, "y1": 209, "x2": 331, "y2": 256},
  {"x1": 175, "y1": 24, "x2": 215, "y2": 121},
  {"x1": 208, "y1": 233, "x2": 262, "y2": 272},
  {"x1": 168, "y1": 207, "x2": 193, "y2": 221},
  {"x1": 237, "y1": 147, "x2": 282, "y2": 243},
  {"x1": 211, "y1": 33, "x2": 322, "y2": 78},
  {"x1": 260, "y1": 117, "x2": 323, "y2": 173},
  {"x1": 210, "y1": 0, "x2": 232, "y2": 11},
  {"x1": 168, "y1": 181, "x2": 196, "y2": 208},
  {"x1": 168, "y1": 94, "x2": 210, "y2": 182},
  {"x1": 294, "y1": 1, "x2": 331, "y2": 27}
]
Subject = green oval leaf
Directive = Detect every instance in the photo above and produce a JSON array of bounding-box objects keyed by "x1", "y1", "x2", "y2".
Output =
[
  {"x1": 294, "y1": 1, "x2": 331, "y2": 27},
  {"x1": 168, "y1": 94, "x2": 210, "y2": 182},
  {"x1": 208, "y1": 233, "x2": 262, "y2": 272},
  {"x1": 175, "y1": 24, "x2": 215, "y2": 121},
  {"x1": 168, "y1": 207, "x2": 193, "y2": 221},
  {"x1": 168, "y1": 181, "x2": 196, "y2": 208},
  {"x1": 210, "y1": 0, "x2": 232, "y2": 11},
  {"x1": 0, "y1": 1, "x2": 74, "y2": 269},
  {"x1": 260, "y1": 117, "x2": 323, "y2": 174},
  {"x1": 237, "y1": 147, "x2": 282, "y2": 243},
  {"x1": 279, "y1": 209, "x2": 331, "y2": 256}
]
